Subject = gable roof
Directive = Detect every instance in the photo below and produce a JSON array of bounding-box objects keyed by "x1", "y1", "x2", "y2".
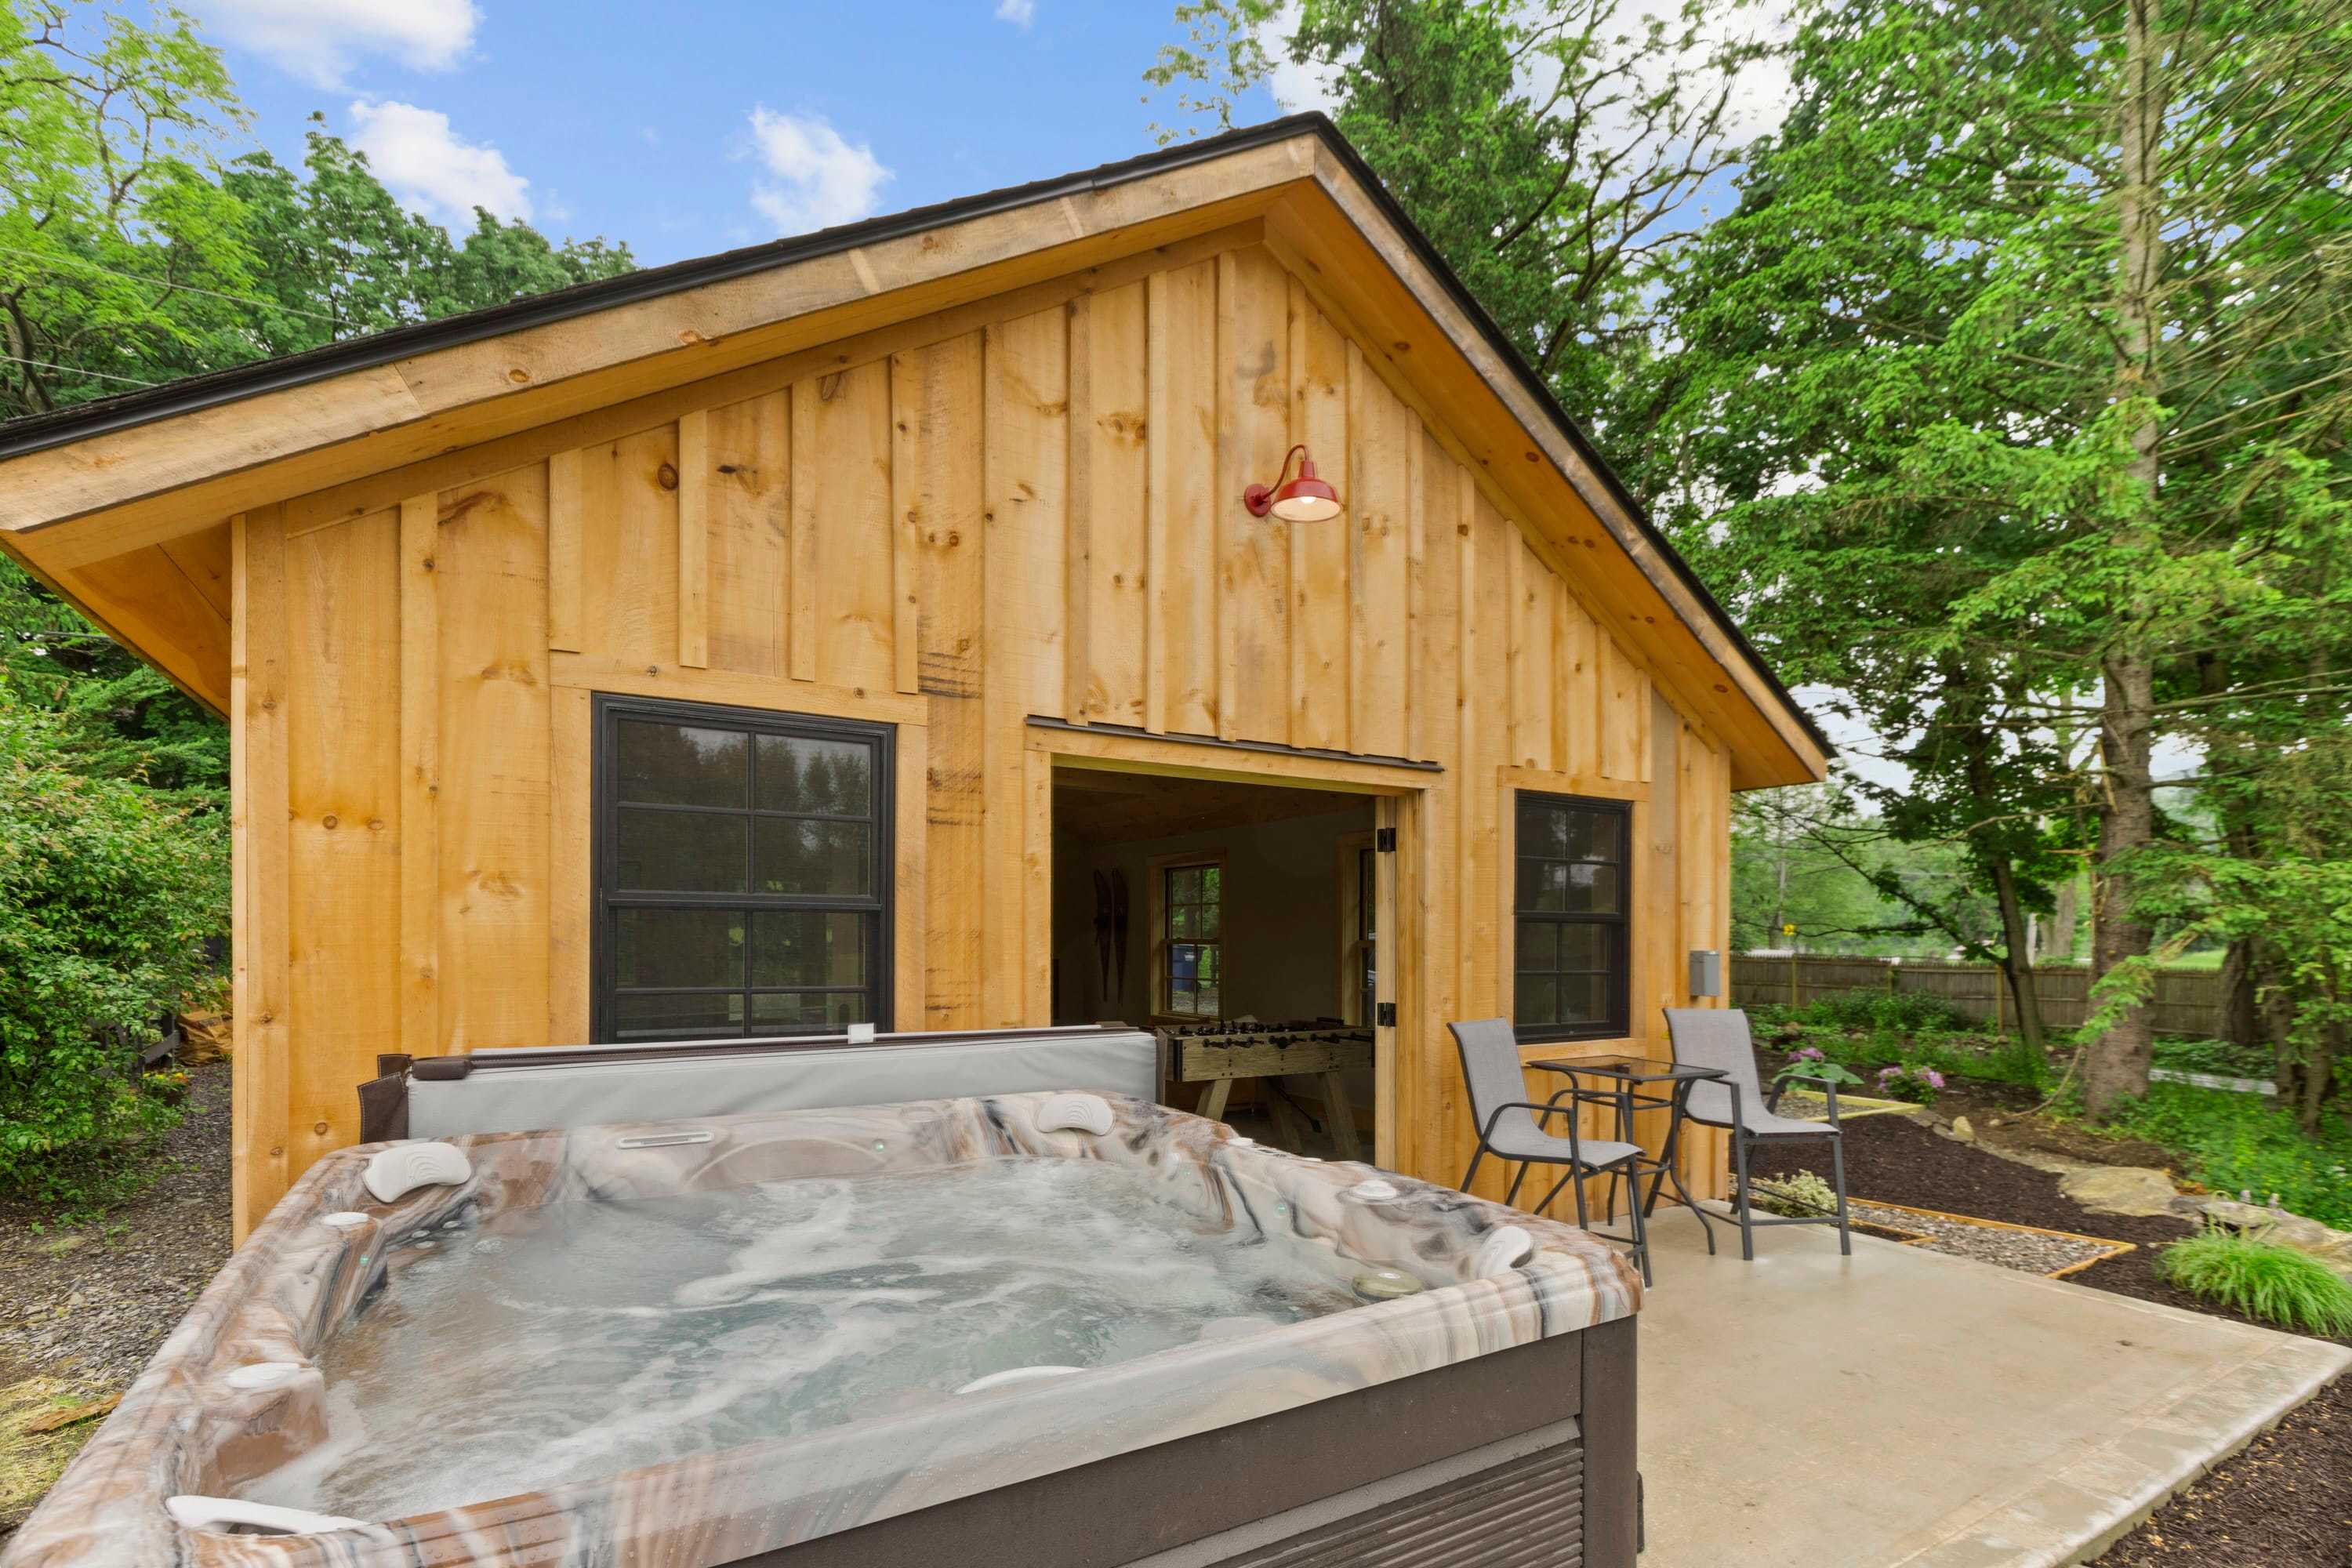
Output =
[{"x1": 0, "y1": 114, "x2": 1828, "y2": 785}]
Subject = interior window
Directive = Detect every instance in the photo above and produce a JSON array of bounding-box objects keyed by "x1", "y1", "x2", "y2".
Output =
[
  {"x1": 596, "y1": 698, "x2": 891, "y2": 1040},
  {"x1": 1159, "y1": 859, "x2": 1223, "y2": 1018},
  {"x1": 1512, "y1": 792, "x2": 1632, "y2": 1040}
]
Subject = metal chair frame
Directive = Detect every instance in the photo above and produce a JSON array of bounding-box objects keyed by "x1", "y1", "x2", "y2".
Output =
[
  {"x1": 1663, "y1": 1008, "x2": 1853, "y2": 1261},
  {"x1": 1450, "y1": 1021, "x2": 1653, "y2": 1284}
]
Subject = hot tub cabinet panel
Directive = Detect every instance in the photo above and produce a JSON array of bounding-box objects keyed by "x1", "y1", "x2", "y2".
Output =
[
  {"x1": 2, "y1": 1095, "x2": 1639, "y2": 1568},
  {"x1": 770, "y1": 1323, "x2": 1635, "y2": 1568}
]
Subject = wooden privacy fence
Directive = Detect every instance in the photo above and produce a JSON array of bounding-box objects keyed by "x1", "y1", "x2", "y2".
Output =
[{"x1": 1729, "y1": 953, "x2": 2227, "y2": 1039}]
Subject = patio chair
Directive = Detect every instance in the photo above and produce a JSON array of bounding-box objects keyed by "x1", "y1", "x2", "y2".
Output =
[
  {"x1": 1449, "y1": 1018, "x2": 1652, "y2": 1284},
  {"x1": 1664, "y1": 1007, "x2": 1851, "y2": 1260}
]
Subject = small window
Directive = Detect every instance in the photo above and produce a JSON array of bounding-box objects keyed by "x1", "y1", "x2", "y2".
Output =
[
  {"x1": 1156, "y1": 856, "x2": 1224, "y2": 1018},
  {"x1": 594, "y1": 696, "x2": 891, "y2": 1041},
  {"x1": 1513, "y1": 793, "x2": 1631, "y2": 1040}
]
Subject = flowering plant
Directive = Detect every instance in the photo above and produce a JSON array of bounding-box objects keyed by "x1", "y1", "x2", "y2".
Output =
[
  {"x1": 1875, "y1": 1063, "x2": 1946, "y2": 1105},
  {"x1": 1773, "y1": 1044, "x2": 1863, "y2": 1091}
]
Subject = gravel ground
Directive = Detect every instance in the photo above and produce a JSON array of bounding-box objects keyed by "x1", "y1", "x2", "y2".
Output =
[
  {"x1": 1836, "y1": 1197, "x2": 2133, "y2": 1276},
  {"x1": 0, "y1": 1062, "x2": 234, "y2": 1392},
  {"x1": 1748, "y1": 1110, "x2": 2352, "y2": 1565}
]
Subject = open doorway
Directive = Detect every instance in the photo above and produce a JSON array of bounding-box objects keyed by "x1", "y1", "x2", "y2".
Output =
[{"x1": 1048, "y1": 764, "x2": 1381, "y2": 1160}]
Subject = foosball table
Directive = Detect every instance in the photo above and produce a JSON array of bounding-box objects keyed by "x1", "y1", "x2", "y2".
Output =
[{"x1": 1156, "y1": 1018, "x2": 1371, "y2": 1160}]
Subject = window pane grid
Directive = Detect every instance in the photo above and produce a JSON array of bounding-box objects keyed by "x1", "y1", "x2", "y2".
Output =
[
  {"x1": 1512, "y1": 793, "x2": 1631, "y2": 1040},
  {"x1": 600, "y1": 701, "x2": 889, "y2": 1042}
]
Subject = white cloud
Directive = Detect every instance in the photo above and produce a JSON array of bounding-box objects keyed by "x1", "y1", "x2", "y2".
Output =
[
  {"x1": 994, "y1": 0, "x2": 1036, "y2": 26},
  {"x1": 349, "y1": 100, "x2": 532, "y2": 223},
  {"x1": 185, "y1": 0, "x2": 477, "y2": 88},
  {"x1": 1255, "y1": 5, "x2": 1344, "y2": 114},
  {"x1": 745, "y1": 109, "x2": 892, "y2": 235}
]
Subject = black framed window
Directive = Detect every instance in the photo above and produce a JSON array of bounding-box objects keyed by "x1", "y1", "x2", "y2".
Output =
[
  {"x1": 1513, "y1": 792, "x2": 1631, "y2": 1040},
  {"x1": 593, "y1": 695, "x2": 891, "y2": 1041}
]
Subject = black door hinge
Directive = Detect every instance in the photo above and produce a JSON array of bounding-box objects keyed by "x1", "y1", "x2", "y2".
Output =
[
  {"x1": 1374, "y1": 827, "x2": 1397, "y2": 851},
  {"x1": 1375, "y1": 1002, "x2": 1397, "y2": 1027}
]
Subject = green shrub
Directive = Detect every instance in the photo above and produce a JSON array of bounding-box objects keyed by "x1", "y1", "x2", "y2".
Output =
[
  {"x1": 0, "y1": 695, "x2": 228, "y2": 1202},
  {"x1": 2149, "y1": 1036, "x2": 2274, "y2": 1080},
  {"x1": 2096, "y1": 1083, "x2": 2352, "y2": 1231},
  {"x1": 1797, "y1": 990, "x2": 1977, "y2": 1036},
  {"x1": 2153, "y1": 1225, "x2": 2352, "y2": 1337}
]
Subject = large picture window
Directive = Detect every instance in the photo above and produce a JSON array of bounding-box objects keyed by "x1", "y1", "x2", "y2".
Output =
[
  {"x1": 1513, "y1": 792, "x2": 1631, "y2": 1040},
  {"x1": 594, "y1": 696, "x2": 891, "y2": 1041}
]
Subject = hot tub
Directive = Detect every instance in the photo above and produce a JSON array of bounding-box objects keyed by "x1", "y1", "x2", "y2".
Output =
[{"x1": 5, "y1": 1091, "x2": 1640, "y2": 1568}]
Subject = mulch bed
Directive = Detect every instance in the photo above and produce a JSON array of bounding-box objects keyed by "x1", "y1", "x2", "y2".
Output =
[
  {"x1": 1748, "y1": 1112, "x2": 2352, "y2": 1565},
  {"x1": 0, "y1": 1062, "x2": 234, "y2": 1394}
]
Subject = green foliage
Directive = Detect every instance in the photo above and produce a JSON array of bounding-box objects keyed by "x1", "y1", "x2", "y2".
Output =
[
  {"x1": 1147, "y1": 0, "x2": 1767, "y2": 434},
  {"x1": 1640, "y1": 0, "x2": 2352, "y2": 1112},
  {"x1": 2150, "y1": 1036, "x2": 2274, "y2": 1081},
  {"x1": 0, "y1": 558, "x2": 226, "y2": 797},
  {"x1": 1752, "y1": 996, "x2": 2055, "y2": 1091},
  {"x1": 1750, "y1": 1169, "x2": 1838, "y2": 1219},
  {"x1": 1, "y1": 2, "x2": 635, "y2": 420},
  {"x1": 2153, "y1": 1225, "x2": 2352, "y2": 1338},
  {"x1": 0, "y1": 692, "x2": 227, "y2": 1201},
  {"x1": 1789, "y1": 990, "x2": 1976, "y2": 1037},
  {"x1": 1772, "y1": 1048, "x2": 1863, "y2": 1092},
  {"x1": 2096, "y1": 1084, "x2": 2352, "y2": 1232}
]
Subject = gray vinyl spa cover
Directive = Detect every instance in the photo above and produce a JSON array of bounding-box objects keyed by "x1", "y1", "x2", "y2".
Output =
[{"x1": 397, "y1": 1026, "x2": 1163, "y2": 1140}]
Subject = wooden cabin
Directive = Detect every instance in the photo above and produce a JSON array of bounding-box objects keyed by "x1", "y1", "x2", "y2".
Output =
[{"x1": 0, "y1": 115, "x2": 1827, "y2": 1237}]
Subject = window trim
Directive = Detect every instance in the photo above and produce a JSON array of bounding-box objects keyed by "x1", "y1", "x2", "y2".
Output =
[
  {"x1": 1149, "y1": 849, "x2": 1229, "y2": 1024},
  {"x1": 1511, "y1": 790, "x2": 1632, "y2": 1044},
  {"x1": 590, "y1": 693, "x2": 895, "y2": 1043}
]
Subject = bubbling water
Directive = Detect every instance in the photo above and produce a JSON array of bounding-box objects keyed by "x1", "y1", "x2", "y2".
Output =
[{"x1": 243, "y1": 1157, "x2": 1372, "y2": 1523}]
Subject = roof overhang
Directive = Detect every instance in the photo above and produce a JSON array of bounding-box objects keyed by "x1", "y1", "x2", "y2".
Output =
[{"x1": 0, "y1": 114, "x2": 1827, "y2": 786}]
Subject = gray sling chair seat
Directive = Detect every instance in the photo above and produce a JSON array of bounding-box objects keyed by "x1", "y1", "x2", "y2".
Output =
[
  {"x1": 1448, "y1": 1018, "x2": 1653, "y2": 1285},
  {"x1": 1662, "y1": 1007, "x2": 1852, "y2": 1259}
]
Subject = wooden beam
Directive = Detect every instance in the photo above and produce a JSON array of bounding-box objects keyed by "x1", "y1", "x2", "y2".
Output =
[
  {"x1": 230, "y1": 506, "x2": 292, "y2": 1240},
  {"x1": 397, "y1": 494, "x2": 441, "y2": 1066},
  {"x1": 547, "y1": 652, "x2": 928, "y2": 726},
  {"x1": 674, "y1": 409, "x2": 710, "y2": 668},
  {"x1": 546, "y1": 448, "x2": 583, "y2": 652}
]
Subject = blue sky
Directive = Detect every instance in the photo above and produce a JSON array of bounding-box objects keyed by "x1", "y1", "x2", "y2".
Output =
[{"x1": 182, "y1": 0, "x2": 1283, "y2": 266}]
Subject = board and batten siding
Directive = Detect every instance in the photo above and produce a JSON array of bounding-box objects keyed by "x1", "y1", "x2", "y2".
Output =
[{"x1": 228, "y1": 238, "x2": 1735, "y2": 1235}]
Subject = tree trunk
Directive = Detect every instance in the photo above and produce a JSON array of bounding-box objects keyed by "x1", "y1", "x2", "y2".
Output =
[
  {"x1": 2217, "y1": 939, "x2": 2259, "y2": 1048},
  {"x1": 2083, "y1": 0, "x2": 2166, "y2": 1120},
  {"x1": 1987, "y1": 855, "x2": 2048, "y2": 1055},
  {"x1": 2087, "y1": 655, "x2": 2159, "y2": 1114},
  {"x1": 2039, "y1": 869, "x2": 2078, "y2": 964}
]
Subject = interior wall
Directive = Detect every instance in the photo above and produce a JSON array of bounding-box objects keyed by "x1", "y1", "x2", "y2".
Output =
[
  {"x1": 227, "y1": 230, "x2": 1740, "y2": 1236},
  {"x1": 1054, "y1": 804, "x2": 1372, "y2": 1028}
]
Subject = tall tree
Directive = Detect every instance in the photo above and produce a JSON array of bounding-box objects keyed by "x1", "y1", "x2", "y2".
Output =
[{"x1": 1645, "y1": 0, "x2": 2352, "y2": 1116}]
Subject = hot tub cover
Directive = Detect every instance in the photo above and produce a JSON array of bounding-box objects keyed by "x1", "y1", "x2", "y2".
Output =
[{"x1": 2, "y1": 1094, "x2": 1640, "y2": 1568}]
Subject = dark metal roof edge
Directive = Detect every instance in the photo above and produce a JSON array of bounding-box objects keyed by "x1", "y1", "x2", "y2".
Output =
[{"x1": 0, "y1": 109, "x2": 1826, "y2": 760}]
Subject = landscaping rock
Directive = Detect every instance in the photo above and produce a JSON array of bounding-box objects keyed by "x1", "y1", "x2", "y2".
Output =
[
  {"x1": 2193, "y1": 1199, "x2": 2352, "y2": 1279},
  {"x1": 2056, "y1": 1164, "x2": 2183, "y2": 1218}
]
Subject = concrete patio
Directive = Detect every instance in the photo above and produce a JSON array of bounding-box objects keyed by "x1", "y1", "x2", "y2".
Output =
[{"x1": 1619, "y1": 1206, "x2": 2351, "y2": 1566}]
